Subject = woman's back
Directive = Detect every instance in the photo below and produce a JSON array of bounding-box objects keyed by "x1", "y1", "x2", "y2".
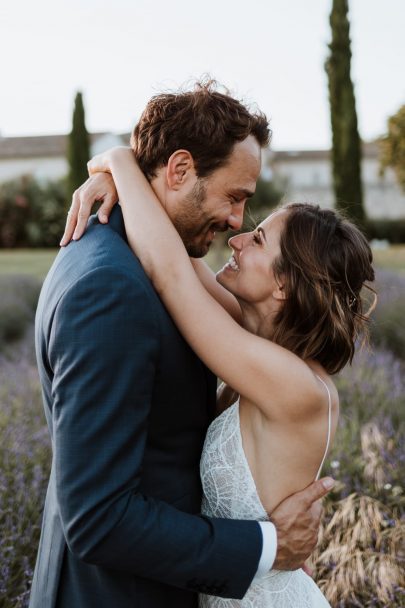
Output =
[
  {"x1": 238, "y1": 372, "x2": 339, "y2": 514},
  {"x1": 199, "y1": 386, "x2": 334, "y2": 607}
]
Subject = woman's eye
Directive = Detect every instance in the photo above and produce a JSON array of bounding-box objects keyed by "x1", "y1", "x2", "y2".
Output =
[{"x1": 253, "y1": 233, "x2": 261, "y2": 244}]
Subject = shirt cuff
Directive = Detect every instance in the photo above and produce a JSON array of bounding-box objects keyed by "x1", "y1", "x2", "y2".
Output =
[{"x1": 254, "y1": 522, "x2": 277, "y2": 578}]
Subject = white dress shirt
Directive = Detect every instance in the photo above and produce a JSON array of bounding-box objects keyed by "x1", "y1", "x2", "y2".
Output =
[{"x1": 255, "y1": 522, "x2": 278, "y2": 577}]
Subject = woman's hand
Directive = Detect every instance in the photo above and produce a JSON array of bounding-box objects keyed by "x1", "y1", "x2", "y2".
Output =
[
  {"x1": 60, "y1": 147, "x2": 132, "y2": 246},
  {"x1": 87, "y1": 146, "x2": 130, "y2": 176},
  {"x1": 60, "y1": 173, "x2": 118, "y2": 245}
]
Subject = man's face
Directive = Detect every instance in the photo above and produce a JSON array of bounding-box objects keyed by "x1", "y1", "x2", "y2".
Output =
[{"x1": 170, "y1": 135, "x2": 262, "y2": 257}]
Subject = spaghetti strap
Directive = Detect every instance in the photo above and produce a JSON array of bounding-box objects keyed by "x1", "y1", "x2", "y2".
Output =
[{"x1": 314, "y1": 375, "x2": 332, "y2": 480}]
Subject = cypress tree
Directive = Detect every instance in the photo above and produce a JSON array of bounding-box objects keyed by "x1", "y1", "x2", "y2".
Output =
[
  {"x1": 325, "y1": 0, "x2": 365, "y2": 223},
  {"x1": 380, "y1": 104, "x2": 405, "y2": 193},
  {"x1": 67, "y1": 92, "x2": 90, "y2": 201}
]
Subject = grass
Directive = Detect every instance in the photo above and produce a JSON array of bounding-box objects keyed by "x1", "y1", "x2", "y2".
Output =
[
  {"x1": 372, "y1": 244, "x2": 405, "y2": 273},
  {"x1": 0, "y1": 249, "x2": 58, "y2": 279},
  {"x1": 1, "y1": 244, "x2": 405, "y2": 280}
]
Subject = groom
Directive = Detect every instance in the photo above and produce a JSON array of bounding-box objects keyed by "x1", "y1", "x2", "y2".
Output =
[{"x1": 30, "y1": 81, "x2": 334, "y2": 608}]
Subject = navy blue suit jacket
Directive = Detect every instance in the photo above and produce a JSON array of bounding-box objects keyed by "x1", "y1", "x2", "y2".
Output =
[{"x1": 29, "y1": 206, "x2": 262, "y2": 608}]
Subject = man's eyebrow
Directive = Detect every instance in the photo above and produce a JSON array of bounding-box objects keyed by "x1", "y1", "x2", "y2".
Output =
[
  {"x1": 257, "y1": 226, "x2": 267, "y2": 242},
  {"x1": 229, "y1": 188, "x2": 255, "y2": 199}
]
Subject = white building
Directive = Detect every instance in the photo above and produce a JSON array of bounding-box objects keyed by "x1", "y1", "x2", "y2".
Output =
[
  {"x1": 0, "y1": 132, "x2": 128, "y2": 184},
  {"x1": 266, "y1": 143, "x2": 405, "y2": 219},
  {"x1": 0, "y1": 134, "x2": 404, "y2": 219}
]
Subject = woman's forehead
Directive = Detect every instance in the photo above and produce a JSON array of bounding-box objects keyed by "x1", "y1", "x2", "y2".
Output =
[{"x1": 259, "y1": 209, "x2": 288, "y2": 232}]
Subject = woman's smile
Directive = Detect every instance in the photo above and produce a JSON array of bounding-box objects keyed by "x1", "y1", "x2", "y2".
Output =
[{"x1": 223, "y1": 255, "x2": 240, "y2": 272}]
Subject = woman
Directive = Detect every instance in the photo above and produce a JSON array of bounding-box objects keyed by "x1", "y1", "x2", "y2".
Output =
[{"x1": 64, "y1": 146, "x2": 375, "y2": 607}]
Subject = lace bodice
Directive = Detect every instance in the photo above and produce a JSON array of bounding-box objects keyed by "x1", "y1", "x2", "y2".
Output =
[{"x1": 199, "y1": 390, "x2": 332, "y2": 607}]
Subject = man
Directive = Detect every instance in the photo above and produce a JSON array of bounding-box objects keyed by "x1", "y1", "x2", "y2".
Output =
[{"x1": 30, "y1": 81, "x2": 334, "y2": 608}]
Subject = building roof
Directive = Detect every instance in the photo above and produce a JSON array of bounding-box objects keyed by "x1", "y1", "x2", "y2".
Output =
[
  {"x1": 271, "y1": 141, "x2": 380, "y2": 162},
  {"x1": 0, "y1": 132, "x2": 130, "y2": 160},
  {"x1": 0, "y1": 132, "x2": 380, "y2": 161}
]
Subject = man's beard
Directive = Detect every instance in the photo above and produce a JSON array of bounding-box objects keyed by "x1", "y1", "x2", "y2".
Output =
[{"x1": 173, "y1": 179, "x2": 228, "y2": 258}]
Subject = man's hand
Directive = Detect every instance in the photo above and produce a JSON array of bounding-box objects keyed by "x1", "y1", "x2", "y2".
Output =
[
  {"x1": 271, "y1": 477, "x2": 334, "y2": 571},
  {"x1": 60, "y1": 173, "x2": 118, "y2": 246}
]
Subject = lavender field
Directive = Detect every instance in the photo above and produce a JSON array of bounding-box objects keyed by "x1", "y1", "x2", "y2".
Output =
[{"x1": 0, "y1": 267, "x2": 404, "y2": 607}]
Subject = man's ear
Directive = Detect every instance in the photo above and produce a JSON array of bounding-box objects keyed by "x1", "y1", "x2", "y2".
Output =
[{"x1": 166, "y1": 150, "x2": 196, "y2": 190}]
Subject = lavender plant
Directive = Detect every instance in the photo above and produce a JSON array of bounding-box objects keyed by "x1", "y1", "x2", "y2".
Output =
[
  {"x1": 371, "y1": 269, "x2": 405, "y2": 360},
  {"x1": 0, "y1": 265, "x2": 404, "y2": 606},
  {"x1": 0, "y1": 276, "x2": 41, "y2": 351},
  {"x1": 313, "y1": 347, "x2": 405, "y2": 606},
  {"x1": 0, "y1": 332, "x2": 50, "y2": 607}
]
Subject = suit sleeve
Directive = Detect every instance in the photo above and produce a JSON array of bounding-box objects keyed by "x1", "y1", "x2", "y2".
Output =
[{"x1": 48, "y1": 265, "x2": 262, "y2": 599}]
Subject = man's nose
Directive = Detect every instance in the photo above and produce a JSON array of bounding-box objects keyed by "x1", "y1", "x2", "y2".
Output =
[{"x1": 227, "y1": 202, "x2": 245, "y2": 231}]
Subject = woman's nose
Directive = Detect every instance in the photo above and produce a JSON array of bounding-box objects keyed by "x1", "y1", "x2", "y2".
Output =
[{"x1": 228, "y1": 233, "x2": 243, "y2": 250}]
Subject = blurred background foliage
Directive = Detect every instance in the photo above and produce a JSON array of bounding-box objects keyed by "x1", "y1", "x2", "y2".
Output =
[
  {"x1": 379, "y1": 104, "x2": 405, "y2": 193},
  {"x1": 0, "y1": 176, "x2": 67, "y2": 248}
]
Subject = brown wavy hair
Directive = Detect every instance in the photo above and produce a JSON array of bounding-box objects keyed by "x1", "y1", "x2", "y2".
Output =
[
  {"x1": 272, "y1": 203, "x2": 376, "y2": 374},
  {"x1": 130, "y1": 78, "x2": 270, "y2": 180}
]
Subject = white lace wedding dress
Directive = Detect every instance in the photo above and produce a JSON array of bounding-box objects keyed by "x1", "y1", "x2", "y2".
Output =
[{"x1": 199, "y1": 377, "x2": 332, "y2": 607}]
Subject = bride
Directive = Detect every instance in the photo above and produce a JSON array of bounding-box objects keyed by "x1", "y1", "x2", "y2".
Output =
[{"x1": 63, "y1": 146, "x2": 375, "y2": 607}]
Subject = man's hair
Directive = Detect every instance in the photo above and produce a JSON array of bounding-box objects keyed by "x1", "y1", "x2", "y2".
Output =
[{"x1": 130, "y1": 79, "x2": 270, "y2": 180}]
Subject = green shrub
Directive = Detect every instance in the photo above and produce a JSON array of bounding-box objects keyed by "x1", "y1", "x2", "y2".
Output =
[
  {"x1": 366, "y1": 218, "x2": 405, "y2": 244},
  {"x1": 0, "y1": 176, "x2": 68, "y2": 248},
  {"x1": 242, "y1": 176, "x2": 283, "y2": 230}
]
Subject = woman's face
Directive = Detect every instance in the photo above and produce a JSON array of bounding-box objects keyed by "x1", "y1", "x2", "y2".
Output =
[{"x1": 216, "y1": 209, "x2": 288, "y2": 307}]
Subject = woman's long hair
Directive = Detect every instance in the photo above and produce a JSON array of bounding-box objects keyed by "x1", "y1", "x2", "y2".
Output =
[{"x1": 271, "y1": 203, "x2": 376, "y2": 374}]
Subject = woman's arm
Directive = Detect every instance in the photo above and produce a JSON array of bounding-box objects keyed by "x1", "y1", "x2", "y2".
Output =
[
  {"x1": 61, "y1": 166, "x2": 241, "y2": 322},
  {"x1": 190, "y1": 259, "x2": 242, "y2": 324},
  {"x1": 94, "y1": 148, "x2": 322, "y2": 422}
]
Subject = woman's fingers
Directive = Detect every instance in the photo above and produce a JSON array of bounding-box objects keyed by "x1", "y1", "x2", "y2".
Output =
[
  {"x1": 60, "y1": 189, "x2": 81, "y2": 246},
  {"x1": 72, "y1": 203, "x2": 92, "y2": 241},
  {"x1": 97, "y1": 192, "x2": 117, "y2": 223},
  {"x1": 59, "y1": 174, "x2": 118, "y2": 246}
]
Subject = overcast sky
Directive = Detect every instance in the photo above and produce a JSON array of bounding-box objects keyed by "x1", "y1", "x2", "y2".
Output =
[{"x1": 0, "y1": 0, "x2": 404, "y2": 150}]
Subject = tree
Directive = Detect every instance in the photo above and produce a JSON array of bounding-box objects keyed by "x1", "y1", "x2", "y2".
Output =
[
  {"x1": 67, "y1": 91, "x2": 90, "y2": 202},
  {"x1": 325, "y1": 0, "x2": 365, "y2": 223},
  {"x1": 242, "y1": 177, "x2": 283, "y2": 230},
  {"x1": 379, "y1": 104, "x2": 405, "y2": 192}
]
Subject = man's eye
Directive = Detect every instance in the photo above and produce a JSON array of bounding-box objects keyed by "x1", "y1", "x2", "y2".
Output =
[{"x1": 253, "y1": 233, "x2": 261, "y2": 244}]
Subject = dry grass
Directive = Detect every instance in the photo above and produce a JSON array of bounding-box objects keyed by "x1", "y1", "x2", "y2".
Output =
[
  {"x1": 313, "y1": 414, "x2": 405, "y2": 607},
  {"x1": 314, "y1": 493, "x2": 404, "y2": 607}
]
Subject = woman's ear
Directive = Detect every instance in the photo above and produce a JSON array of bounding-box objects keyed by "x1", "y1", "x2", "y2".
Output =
[
  {"x1": 272, "y1": 277, "x2": 287, "y2": 301},
  {"x1": 166, "y1": 150, "x2": 196, "y2": 191}
]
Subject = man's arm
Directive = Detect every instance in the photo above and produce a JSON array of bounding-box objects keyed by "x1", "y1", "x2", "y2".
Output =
[{"x1": 48, "y1": 264, "x2": 262, "y2": 599}]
